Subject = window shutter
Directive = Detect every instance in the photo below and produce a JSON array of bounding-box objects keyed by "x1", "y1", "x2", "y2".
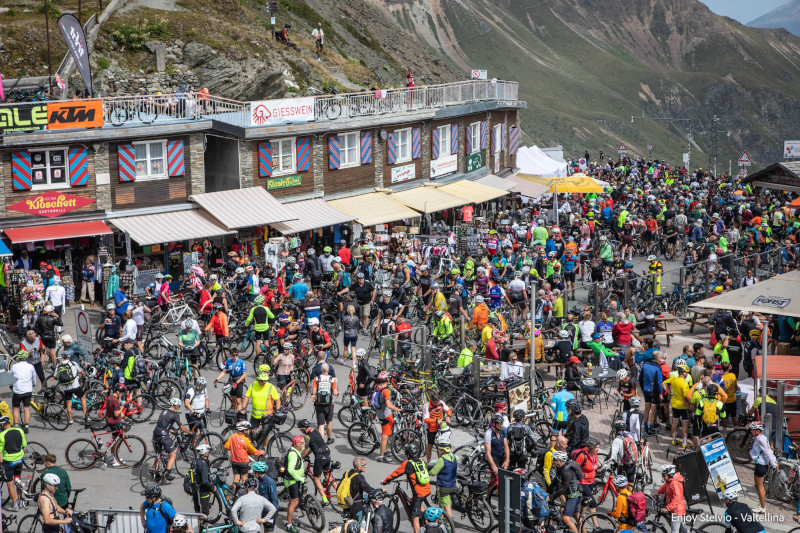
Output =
[
  {"x1": 11, "y1": 151, "x2": 32, "y2": 191},
  {"x1": 68, "y1": 147, "x2": 89, "y2": 187},
  {"x1": 465, "y1": 128, "x2": 473, "y2": 155},
  {"x1": 450, "y1": 124, "x2": 458, "y2": 155},
  {"x1": 387, "y1": 133, "x2": 397, "y2": 165},
  {"x1": 360, "y1": 131, "x2": 373, "y2": 164},
  {"x1": 502, "y1": 124, "x2": 507, "y2": 151},
  {"x1": 296, "y1": 137, "x2": 310, "y2": 172},
  {"x1": 431, "y1": 128, "x2": 440, "y2": 160},
  {"x1": 166, "y1": 139, "x2": 185, "y2": 177},
  {"x1": 509, "y1": 126, "x2": 520, "y2": 155},
  {"x1": 117, "y1": 144, "x2": 136, "y2": 182},
  {"x1": 328, "y1": 135, "x2": 341, "y2": 170},
  {"x1": 258, "y1": 142, "x2": 273, "y2": 177},
  {"x1": 412, "y1": 127, "x2": 421, "y2": 159},
  {"x1": 480, "y1": 121, "x2": 487, "y2": 150}
]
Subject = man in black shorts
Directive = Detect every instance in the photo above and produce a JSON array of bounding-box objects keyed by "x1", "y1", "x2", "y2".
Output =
[
  {"x1": 297, "y1": 419, "x2": 332, "y2": 506},
  {"x1": 0, "y1": 416, "x2": 26, "y2": 510},
  {"x1": 152, "y1": 397, "x2": 193, "y2": 481},
  {"x1": 213, "y1": 348, "x2": 247, "y2": 413},
  {"x1": 347, "y1": 273, "x2": 374, "y2": 333}
]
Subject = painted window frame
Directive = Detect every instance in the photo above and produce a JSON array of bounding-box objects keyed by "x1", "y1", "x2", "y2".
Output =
[{"x1": 30, "y1": 147, "x2": 69, "y2": 190}]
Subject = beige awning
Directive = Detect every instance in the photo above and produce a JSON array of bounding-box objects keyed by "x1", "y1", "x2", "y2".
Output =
[
  {"x1": 437, "y1": 180, "x2": 509, "y2": 203},
  {"x1": 190, "y1": 187, "x2": 298, "y2": 229},
  {"x1": 690, "y1": 270, "x2": 800, "y2": 317},
  {"x1": 326, "y1": 193, "x2": 420, "y2": 226},
  {"x1": 110, "y1": 209, "x2": 235, "y2": 246},
  {"x1": 475, "y1": 174, "x2": 515, "y2": 191},
  {"x1": 271, "y1": 199, "x2": 354, "y2": 234},
  {"x1": 507, "y1": 175, "x2": 552, "y2": 198},
  {"x1": 390, "y1": 186, "x2": 467, "y2": 213}
]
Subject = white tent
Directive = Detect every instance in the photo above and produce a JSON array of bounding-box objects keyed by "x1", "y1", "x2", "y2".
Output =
[{"x1": 516, "y1": 145, "x2": 568, "y2": 177}]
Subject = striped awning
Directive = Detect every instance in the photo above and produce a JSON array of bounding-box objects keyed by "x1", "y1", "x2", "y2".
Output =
[
  {"x1": 110, "y1": 209, "x2": 235, "y2": 246},
  {"x1": 390, "y1": 186, "x2": 467, "y2": 213},
  {"x1": 475, "y1": 174, "x2": 515, "y2": 191},
  {"x1": 437, "y1": 180, "x2": 509, "y2": 204},
  {"x1": 190, "y1": 187, "x2": 298, "y2": 229},
  {"x1": 271, "y1": 199, "x2": 354, "y2": 234},
  {"x1": 326, "y1": 193, "x2": 419, "y2": 226}
]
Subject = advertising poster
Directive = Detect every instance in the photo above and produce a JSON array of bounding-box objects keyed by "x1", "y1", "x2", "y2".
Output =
[
  {"x1": 507, "y1": 381, "x2": 531, "y2": 414},
  {"x1": 700, "y1": 436, "x2": 741, "y2": 499},
  {"x1": 391, "y1": 163, "x2": 416, "y2": 183}
]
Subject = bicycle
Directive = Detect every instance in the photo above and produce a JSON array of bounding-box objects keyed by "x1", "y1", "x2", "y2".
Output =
[
  {"x1": 431, "y1": 475, "x2": 494, "y2": 532},
  {"x1": 766, "y1": 458, "x2": 800, "y2": 503},
  {"x1": 16, "y1": 488, "x2": 95, "y2": 533},
  {"x1": 346, "y1": 406, "x2": 382, "y2": 456},
  {"x1": 64, "y1": 420, "x2": 147, "y2": 470},
  {"x1": 29, "y1": 387, "x2": 70, "y2": 431},
  {"x1": 278, "y1": 479, "x2": 327, "y2": 532},
  {"x1": 384, "y1": 479, "x2": 455, "y2": 533},
  {"x1": 303, "y1": 456, "x2": 341, "y2": 508}
]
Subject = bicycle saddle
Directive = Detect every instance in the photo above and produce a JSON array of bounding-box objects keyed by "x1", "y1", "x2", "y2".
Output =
[
  {"x1": 686, "y1": 508, "x2": 704, "y2": 515},
  {"x1": 72, "y1": 488, "x2": 87, "y2": 493}
]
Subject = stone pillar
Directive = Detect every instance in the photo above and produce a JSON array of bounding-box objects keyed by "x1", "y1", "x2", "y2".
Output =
[
  {"x1": 239, "y1": 140, "x2": 253, "y2": 189},
  {"x1": 421, "y1": 122, "x2": 431, "y2": 181},
  {"x1": 313, "y1": 137, "x2": 324, "y2": 193},
  {"x1": 374, "y1": 129, "x2": 384, "y2": 188},
  {"x1": 484, "y1": 111, "x2": 491, "y2": 169},
  {"x1": 189, "y1": 134, "x2": 205, "y2": 195},
  {"x1": 94, "y1": 143, "x2": 112, "y2": 213},
  {"x1": 0, "y1": 154, "x2": 5, "y2": 218},
  {"x1": 457, "y1": 118, "x2": 466, "y2": 175}
]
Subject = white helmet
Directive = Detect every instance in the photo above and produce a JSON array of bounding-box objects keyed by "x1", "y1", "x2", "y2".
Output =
[
  {"x1": 43, "y1": 473, "x2": 61, "y2": 486},
  {"x1": 616, "y1": 369, "x2": 629, "y2": 380},
  {"x1": 660, "y1": 464, "x2": 676, "y2": 476},
  {"x1": 61, "y1": 334, "x2": 73, "y2": 344},
  {"x1": 721, "y1": 488, "x2": 739, "y2": 501},
  {"x1": 355, "y1": 348, "x2": 367, "y2": 358},
  {"x1": 474, "y1": 295, "x2": 484, "y2": 304},
  {"x1": 647, "y1": 255, "x2": 656, "y2": 262},
  {"x1": 477, "y1": 267, "x2": 486, "y2": 273},
  {"x1": 307, "y1": 317, "x2": 319, "y2": 326},
  {"x1": 53, "y1": 276, "x2": 61, "y2": 285},
  {"x1": 169, "y1": 397, "x2": 182, "y2": 407},
  {"x1": 558, "y1": 329, "x2": 570, "y2": 339},
  {"x1": 552, "y1": 451, "x2": 568, "y2": 462},
  {"x1": 172, "y1": 515, "x2": 188, "y2": 528},
  {"x1": 196, "y1": 443, "x2": 212, "y2": 455},
  {"x1": 235, "y1": 267, "x2": 245, "y2": 274}
]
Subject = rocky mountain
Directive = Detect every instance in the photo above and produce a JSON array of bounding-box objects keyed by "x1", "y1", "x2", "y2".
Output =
[{"x1": 750, "y1": 0, "x2": 800, "y2": 37}]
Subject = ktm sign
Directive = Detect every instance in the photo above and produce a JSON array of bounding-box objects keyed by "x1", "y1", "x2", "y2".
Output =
[{"x1": 46, "y1": 100, "x2": 104, "y2": 129}]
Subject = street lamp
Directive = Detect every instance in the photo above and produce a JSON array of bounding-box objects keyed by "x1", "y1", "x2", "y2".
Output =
[{"x1": 631, "y1": 114, "x2": 693, "y2": 169}]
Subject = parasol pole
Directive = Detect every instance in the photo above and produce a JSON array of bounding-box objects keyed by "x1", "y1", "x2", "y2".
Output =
[
  {"x1": 760, "y1": 324, "x2": 768, "y2": 421},
  {"x1": 554, "y1": 184, "x2": 559, "y2": 226}
]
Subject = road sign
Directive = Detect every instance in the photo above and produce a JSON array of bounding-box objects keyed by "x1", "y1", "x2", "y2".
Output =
[
  {"x1": 498, "y1": 469, "x2": 522, "y2": 533},
  {"x1": 618, "y1": 143, "x2": 626, "y2": 151},
  {"x1": 271, "y1": 16, "x2": 275, "y2": 25},
  {"x1": 738, "y1": 150, "x2": 752, "y2": 167},
  {"x1": 470, "y1": 69, "x2": 487, "y2": 80},
  {"x1": 74, "y1": 307, "x2": 93, "y2": 354},
  {"x1": 785, "y1": 141, "x2": 800, "y2": 159},
  {"x1": 647, "y1": 143, "x2": 653, "y2": 152}
]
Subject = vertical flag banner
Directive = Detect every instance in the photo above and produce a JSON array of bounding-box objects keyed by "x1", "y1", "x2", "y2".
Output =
[{"x1": 57, "y1": 14, "x2": 93, "y2": 97}]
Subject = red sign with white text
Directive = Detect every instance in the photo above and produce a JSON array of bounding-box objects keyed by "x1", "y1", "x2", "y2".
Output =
[{"x1": 8, "y1": 190, "x2": 95, "y2": 218}]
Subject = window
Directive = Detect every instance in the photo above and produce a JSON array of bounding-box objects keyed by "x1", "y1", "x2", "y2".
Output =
[
  {"x1": 436, "y1": 126, "x2": 450, "y2": 157},
  {"x1": 493, "y1": 124, "x2": 502, "y2": 154},
  {"x1": 30, "y1": 149, "x2": 68, "y2": 189},
  {"x1": 272, "y1": 138, "x2": 295, "y2": 175},
  {"x1": 469, "y1": 123, "x2": 480, "y2": 154},
  {"x1": 396, "y1": 128, "x2": 411, "y2": 163},
  {"x1": 133, "y1": 141, "x2": 166, "y2": 180},
  {"x1": 340, "y1": 132, "x2": 360, "y2": 167}
]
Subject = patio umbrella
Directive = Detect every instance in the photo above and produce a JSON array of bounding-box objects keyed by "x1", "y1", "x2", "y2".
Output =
[{"x1": 517, "y1": 174, "x2": 605, "y2": 224}]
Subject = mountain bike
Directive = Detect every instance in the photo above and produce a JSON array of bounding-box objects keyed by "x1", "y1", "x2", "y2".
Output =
[
  {"x1": 346, "y1": 406, "x2": 382, "y2": 455},
  {"x1": 431, "y1": 475, "x2": 494, "y2": 532},
  {"x1": 64, "y1": 420, "x2": 147, "y2": 470},
  {"x1": 384, "y1": 479, "x2": 455, "y2": 533},
  {"x1": 278, "y1": 480, "x2": 327, "y2": 532},
  {"x1": 30, "y1": 387, "x2": 70, "y2": 431}
]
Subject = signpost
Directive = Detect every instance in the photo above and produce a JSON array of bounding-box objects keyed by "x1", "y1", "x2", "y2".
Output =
[
  {"x1": 617, "y1": 143, "x2": 626, "y2": 157},
  {"x1": 738, "y1": 150, "x2": 751, "y2": 179},
  {"x1": 674, "y1": 448, "x2": 712, "y2": 512},
  {"x1": 647, "y1": 143, "x2": 653, "y2": 159},
  {"x1": 74, "y1": 307, "x2": 93, "y2": 354},
  {"x1": 466, "y1": 152, "x2": 483, "y2": 173},
  {"x1": 470, "y1": 69, "x2": 488, "y2": 80},
  {"x1": 497, "y1": 468, "x2": 522, "y2": 533}
]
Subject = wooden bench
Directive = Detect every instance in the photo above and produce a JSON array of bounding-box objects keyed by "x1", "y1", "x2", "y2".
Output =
[
  {"x1": 643, "y1": 330, "x2": 680, "y2": 347},
  {"x1": 688, "y1": 310, "x2": 713, "y2": 333}
]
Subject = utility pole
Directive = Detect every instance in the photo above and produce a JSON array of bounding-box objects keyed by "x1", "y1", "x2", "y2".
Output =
[
  {"x1": 44, "y1": 0, "x2": 53, "y2": 92},
  {"x1": 710, "y1": 115, "x2": 719, "y2": 178},
  {"x1": 631, "y1": 114, "x2": 692, "y2": 168}
]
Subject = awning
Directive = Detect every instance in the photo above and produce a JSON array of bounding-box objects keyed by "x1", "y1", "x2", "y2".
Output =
[
  {"x1": 270, "y1": 199, "x2": 354, "y2": 235},
  {"x1": 390, "y1": 186, "x2": 467, "y2": 213},
  {"x1": 507, "y1": 175, "x2": 552, "y2": 198},
  {"x1": 753, "y1": 356, "x2": 799, "y2": 381},
  {"x1": 475, "y1": 174, "x2": 515, "y2": 191},
  {"x1": 327, "y1": 193, "x2": 420, "y2": 226},
  {"x1": 516, "y1": 174, "x2": 605, "y2": 194},
  {"x1": 690, "y1": 270, "x2": 800, "y2": 317},
  {"x1": 4, "y1": 221, "x2": 112, "y2": 243},
  {"x1": 437, "y1": 180, "x2": 509, "y2": 204},
  {"x1": 110, "y1": 209, "x2": 235, "y2": 246},
  {"x1": 190, "y1": 187, "x2": 298, "y2": 229},
  {"x1": 0, "y1": 241, "x2": 12, "y2": 257}
]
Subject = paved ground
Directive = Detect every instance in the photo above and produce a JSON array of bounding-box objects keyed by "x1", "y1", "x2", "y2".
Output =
[{"x1": 6, "y1": 255, "x2": 798, "y2": 532}]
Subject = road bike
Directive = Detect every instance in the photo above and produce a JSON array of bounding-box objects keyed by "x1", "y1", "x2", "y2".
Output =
[
  {"x1": 64, "y1": 420, "x2": 147, "y2": 470},
  {"x1": 346, "y1": 406, "x2": 382, "y2": 456},
  {"x1": 304, "y1": 456, "x2": 341, "y2": 509},
  {"x1": 278, "y1": 479, "x2": 327, "y2": 532},
  {"x1": 385, "y1": 479, "x2": 455, "y2": 533},
  {"x1": 766, "y1": 459, "x2": 800, "y2": 503},
  {"x1": 16, "y1": 490, "x2": 103, "y2": 533}
]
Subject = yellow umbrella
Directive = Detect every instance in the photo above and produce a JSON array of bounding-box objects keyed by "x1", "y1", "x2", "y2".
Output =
[{"x1": 516, "y1": 174, "x2": 604, "y2": 194}]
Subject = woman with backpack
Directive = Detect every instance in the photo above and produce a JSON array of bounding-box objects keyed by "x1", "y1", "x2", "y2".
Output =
[{"x1": 573, "y1": 439, "x2": 600, "y2": 521}]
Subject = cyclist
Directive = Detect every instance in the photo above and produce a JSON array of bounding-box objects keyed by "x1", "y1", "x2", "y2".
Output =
[
  {"x1": 251, "y1": 461, "x2": 279, "y2": 525},
  {"x1": 140, "y1": 485, "x2": 177, "y2": 533},
  {"x1": 241, "y1": 367, "x2": 281, "y2": 442},
  {"x1": 426, "y1": 283, "x2": 447, "y2": 314},
  {"x1": 369, "y1": 489, "x2": 394, "y2": 533},
  {"x1": 308, "y1": 317, "x2": 333, "y2": 360},
  {"x1": 623, "y1": 396, "x2": 643, "y2": 441},
  {"x1": 203, "y1": 303, "x2": 230, "y2": 345},
  {"x1": 748, "y1": 421, "x2": 776, "y2": 514},
  {"x1": 56, "y1": 349, "x2": 87, "y2": 425},
  {"x1": 213, "y1": 347, "x2": 247, "y2": 414},
  {"x1": 507, "y1": 409, "x2": 537, "y2": 469},
  {"x1": 609, "y1": 474, "x2": 635, "y2": 531},
  {"x1": 311, "y1": 363, "x2": 339, "y2": 443},
  {"x1": 382, "y1": 443, "x2": 431, "y2": 533},
  {"x1": 184, "y1": 376, "x2": 210, "y2": 444},
  {"x1": 428, "y1": 441, "x2": 457, "y2": 520},
  {"x1": 285, "y1": 435, "x2": 306, "y2": 533},
  {"x1": 656, "y1": 464, "x2": 686, "y2": 533},
  {"x1": 664, "y1": 364, "x2": 691, "y2": 448},
  {"x1": 189, "y1": 443, "x2": 216, "y2": 520},
  {"x1": 39, "y1": 473, "x2": 73, "y2": 533},
  {"x1": 337, "y1": 456, "x2": 374, "y2": 518},
  {"x1": 224, "y1": 421, "x2": 265, "y2": 489},
  {"x1": 722, "y1": 489, "x2": 765, "y2": 533},
  {"x1": 152, "y1": 396, "x2": 193, "y2": 481},
  {"x1": 695, "y1": 382, "x2": 726, "y2": 437},
  {"x1": 41, "y1": 454, "x2": 70, "y2": 509},
  {"x1": 549, "y1": 450, "x2": 581, "y2": 533},
  {"x1": 231, "y1": 477, "x2": 277, "y2": 532},
  {"x1": 272, "y1": 342, "x2": 295, "y2": 390},
  {"x1": 484, "y1": 413, "x2": 509, "y2": 474},
  {"x1": 298, "y1": 418, "x2": 333, "y2": 506},
  {"x1": 177, "y1": 319, "x2": 201, "y2": 369},
  {"x1": 373, "y1": 371, "x2": 401, "y2": 463},
  {"x1": 422, "y1": 392, "x2": 452, "y2": 462},
  {"x1": 245, "y1": 294, "x2": 274, "y2": 355},
  {"x1": 565, "y1": 400, "x2": 589, "y2": 452},
  {"x1": 354, "y1": 349, "x2": 373, "y2": 407},
  {"x1": 551, "y1": 379, "x2": 574, "y2": 433},
  {"x1": 10, "y1": 349, "x2": 35, "y2": 429},
  {"x1": 419, "y1": 507, "x2": 447, "y2": 533},
  {"x1": 171, "y1": 515, "x2": 194, "y2": 533},
  {"x1": 610, "y1": 420, "x2": 637, "y2": 482},
  {"x1": 431, "y1": 310, "x2": 453, "y2": 344},
  {"x1": 0, "y1": 416, "x2": 26, "y2": 510},
  {"x1": 616, "y1": 369, "x2": 637, "y2": 411}
]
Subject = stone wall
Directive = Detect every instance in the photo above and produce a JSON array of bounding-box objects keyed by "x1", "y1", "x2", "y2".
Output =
[{"x1": 189, "y1": 134, "x2": 205, "y2": 195}]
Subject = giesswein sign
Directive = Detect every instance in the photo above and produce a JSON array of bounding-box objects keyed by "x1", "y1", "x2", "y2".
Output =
[{"x1": 266, "y1": 175, "x2": 302, "y2": 190}]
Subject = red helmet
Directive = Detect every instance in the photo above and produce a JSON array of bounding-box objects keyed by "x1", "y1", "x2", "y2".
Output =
[
  {"x1": 377, "y1": 371, "x2": 390, "y2": 381},
  {"x1": 494, "y1": 401, "x2": 506, "y2": 411},
  {"x1": 292, "y1": 435, "x2": 304, "y2": 446}
]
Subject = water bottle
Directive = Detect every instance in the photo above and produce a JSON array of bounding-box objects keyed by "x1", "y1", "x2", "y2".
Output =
[{"x1": 587, "y1": 361, "x2": 593, "y2": 375}]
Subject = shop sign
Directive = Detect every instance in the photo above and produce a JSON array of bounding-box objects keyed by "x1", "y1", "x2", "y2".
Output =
[
  {"x1": 46, "y1": 100, "x2": 104, "y2": 129},
  {"x1": 0, "y1": 103, "x2": 48, "y2": 133},
  {"x1": 266, "y1": 174, "x2": 302, "y2": 190},
  {"x1": 430, "y1": 153, "x2": 457, "y2": 179},
  {"x1": 466, "y1": 152, "x2": 483, "y2": 173},
  {"x1": 7, "y1": 190, "x2": 95, "y2": 218},
  {"x1": 250, "y1": 97, "x2": 314, "y2": 126},
  {"x1": 700, "y1": 435, "x2": 741, "y2": 499},
  {"x1": 391, "y1": 163, "x2": 416, "y2": 183}
]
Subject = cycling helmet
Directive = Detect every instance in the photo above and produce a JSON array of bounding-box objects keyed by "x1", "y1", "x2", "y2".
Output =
[
  {"x1": 212, "y1": 303, "x2": 224, "y2": 311},
  {"x1": 368, "y1": 489, "x2": 384, "y2": 501},
  {"x1": 282, "y1": 342, "x2": 293, "y2": 350},
  {"x1": 437, "y1": 442, "x2": 451, "y2": 451},
  {"x1": 513, "y1": 409, "x2": 525, "y2": 421},
  {"x1": 141, "y1": 485, "x2": 161, "y2": 498},
  {"x1": 660, "y1": 464, "x2": 676, "y2": 476},
  {"x1": 613, "y1": 420, "x2": 627, "y2": 433},
  {"x1": 346, "y1": 522, "x2": 361, "y2": 533},
  {"x1": 258, "y1": 364, "x2": 270, "y2": 374},
  {"x1": 424, "y1": 507, "x2": 444, "y2": 522},
  {"x1": 308, "y1": 317, "x2": 320, "y2": 326},
  {"x1": 616, "y1": 369, "x2": 629, "y2": 380},
  {"x1": 677, "y1": 364, "x2": 690, "y2": 374},
  {"x1": 721, "y1": 488, "x2": 739, "y2": 501},
  {"x1": 514, "y1": 271, "x2": 522, "y2": 278},
  {"x1": 748, "y1": 421, "x2": 765, "y2": 431},
  {"x1": 558, "y1": 329, "x2": 570, "y2": 339},
  {"x1": 355, "y1": 348, "x2": 367, "y2": 359},
  {"x1": 404, "y1": 443, "x2": 418, "y2": 458},
  {"x1": 287, "y1": 257, "x2": 297, "y2": 264},
  {"x1": 491, "y1": 414, "x2": 504, "y2": 424},
  {"x1": 434, "y1": 310, "x2": 445, "y2": 319},
  {"x1": 297, "y1": 419, "x2": 312, "y2": 429},
  {"x1": 450, "y1": 268, "x2": 461, "y2": 275},
  {"x1": 307, "y1": 248, "x2": 316, "y2": 256},
  {"x1": 253, "y1": 295, "x2": 265, "y2": 305},
  {"x1": 0, "y1": 417, "x2": 10, "y2": 426},
  {"x1": 209, "y1": 274, "x2": 218, "y2": 281},
  {"x1": 323, "y1": 246, "x2": 332, "y2": 253},
  {"x1": 244, "y1": 478, "x2": 258, "y2": 490},
  {"x1": 252, "y1": 461, "x2": 268, "y2": 473},
  {"x1": 182, "y1": 319, "x2": 194, "y2": 329},
  {"x1": 235, "y1": 267, "x2": 245, "y2": 274},
  {"x1": 706, "y1": 383, "x2": 719, "y2": 396},
  {"x1": 256, "y1": 371, "x2": 269, "y2": 381},
  {"x1": 554, "y1": 379, "x2": 566, "y2": 390},
  {"x1": 172, "y1": 515, "x2": 188, "y2": 528},
  {"x1": 377, "y1": 371, "x2": 390, "y2": 381},
  {"x1": 15, "y1": 350, "x2": 29, "y2": 360},
  {"x1": 44, "y1": 304, "x2": 54, "y2": 313},
  {"x1": 551, "y1": 451, "x2": 568, "y2": 462},
  {"x1": 613, "y1": 251, "x2": 621, "y2": 257},
  {"x1": 494, "y1": 401, "x2": 506, "y2": 410},
  {"x1": 647, "y1": 255, "x2": 656, "y2": 261},
  {"x1": 477, "y1": 266, "x2": 486, "y2": 273},
  {"x1": 196, "y1": 443, "x2": 212, "y2": 455},
  {"x1": 236, "y1": 421, "x2": 252, "y2": 431},
  {"x1": 155, "y1": 273, "x2": 164, "y2": 280},
  {"x1": 474, "y1": 295, "x2": 484, "y2": 304},
  {"x1": 521, "y1": 266, "x2": 531, "y2": 274},
  {"x1": 612, "y1": 475, "x2": 629, "y2": 487},
  {"x1": 195, "y1": 376, "x2": 207, "y2": 388},
  {"x1": 114, "y1": 383, "x2": 128, "y2": 394},
  {"x1": 43, "y1": 473, "x2": 61, "y2": 486},
  {"x1": 107, "y1": 303, "x2": 116, "y2": 310},
  {"x1": 629, "y1": 397, "x2": 641, "y2": 408},
  {"x1": 624, "y1": 262, "x2": 634, "y2": 268},
  {"x1": 169, "y1": 397, "x2": 181, "y2": 406},
  {"x1": 382, "y1": 291, "x2": 392, "y2": 298},
  {"x1": 431, "y1": 283, "x2": 439, "y2": 289}
]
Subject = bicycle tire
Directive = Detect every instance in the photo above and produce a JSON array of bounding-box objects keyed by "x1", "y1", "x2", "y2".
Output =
[
  {"x1": 725, "y1": 428, "x2": 754, "y2": 465},
  {"x1": 534, "y1": 420, "x2": 552, "y2": 441},
  {"x1": 302, "y1": 494, "x2": 327, "y2": 532},
  {"x1": 237, "y1": 336, "x2": 256, "y2": 360},
  {"x1": 388, "y1": 494, "x2": 402, "y2": 533},
  {"x1": 696, "y1": 522, "x2": 729, "y2": 533},
  {"x1": 17, "y1": 513, "x2": 43, "y2": 533},
  {"x1": 114, "y1": 434, "x2": 147, "y2": 468},
  {"x1": 198, "y1": 431, "x2": 227, "y2": 459},
  {"x1": 206, "y1": 490, "x2": 226, "y2": 524},
  {"x1": 281, "y1": 408, "x2": 297, "y2": 431},
  {"x1": 579, "y1": 512, "x2": 618, "y2": 533},
  {"x1": 467, "y1": 495, "x2": 495, "y2": 532},
  {"x1": 22, "y1": 441, "x2": 49, "y2": 473},
  {"x1": 644, "y1": 519, "x2": 668, "y2": 533},
  {"x1": 452, "y1": 443, "x2": 480, "y2": 476},
  {"x1": 43, "y1": 403, "x2": 69, "y2": 431},
  {"x1": 337, "y1": 404, "x2": 358, "y2": 427},
  {"x1": 153, "y1": 378, "x2": 184, "y2": 408},
  {"x1": 128, "y1": 394, "x2": 157, "y2": 423},
  {"x1": 107, "y1": 106, "x2": 128, "y2": 126},
  {"x1": 347, "y1": 422, "x2": 379, "y2": 455},
  {"x1": 139, "y1": 454, "x2": 166, "y2": 489},
  {"x1": 210, "y1": 395, "x2": 230, "y2": 428},
  {"x1": 266, "y1": 432, "x2": 293, "y2": 456},
  {"x1": 390, "y1": 428, "x2": 423, "y2": 462},
  {"x1": 65, "y1": 438, "x2": 100, "y2": 470}
]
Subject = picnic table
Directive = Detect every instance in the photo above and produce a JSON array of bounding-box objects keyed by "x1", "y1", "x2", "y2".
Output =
[
  {"x1": 688, "y1": 308, "x2": 714, "y2": 333},
  {"x1": 650, "y1": 311, "x2": 681, "y2": 347}
]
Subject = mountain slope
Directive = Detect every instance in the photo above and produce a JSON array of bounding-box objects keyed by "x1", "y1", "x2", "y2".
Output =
[{"x1": 750, "y1": 0, "x2": 800, "y2": 36}]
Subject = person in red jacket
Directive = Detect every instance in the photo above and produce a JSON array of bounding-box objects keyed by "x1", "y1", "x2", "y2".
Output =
[
  {"x1": 574, "y1": 438, "x2": 600, "y2": 519},
  {"x1": 657, "y1": 464, "x2": 686, "y2": 532},
  {"x1": 204, "y1": 304, "x2": 229, "y2": 343}
]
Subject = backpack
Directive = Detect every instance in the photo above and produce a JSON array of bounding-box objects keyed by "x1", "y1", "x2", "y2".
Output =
[
  {"x1": 55, "y1": 362, "x2": 75, "y2": 385},
  {"x1": 625, "y1": 491, "x2": 648, "y2": 523},
  {"x1": 183, "y1": 459, "x2": 200, "y2": 495},
  {"x1": 701, "y1": 398, "x2": 720, "y2": 425},
  {"x1": 281, "y1": 448, "x2": 301, "y2": 480},
  {"x1": 316, "y1": 375, "x2": 333, "y2": 405},
  {"x1": 263, "y1": 457, "x2": 281, "y2": 481},
  {"x1": 372, "y1": 389, "x2": 386, "y2": 411},
  {"x1": 336, "y1": 469, "x2": 359, "y2": 508},
  {"x1": 155, "y1": 498, "x2": 175, "y2": 527},
  {"x1": 508, "y1": 425, "x2": 528, "y2": 456},
  {"x1": 409, "y1": 459, "x2": 430, "y2": 485},
  {"x1": 521, "y1": 481, "x2": 550, "y2": 519},
  {"x1": 621, "y1": 434, "x2": 639, "y2": 466},
  {"x1": 341, "y1": 271, "x2": 351, "y2": 288},
  {"x1": 131, "y1": 350, "x2": 147, "y2": 377}
]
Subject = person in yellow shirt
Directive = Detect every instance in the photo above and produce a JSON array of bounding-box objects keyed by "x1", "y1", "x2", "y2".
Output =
[
  {"x1": 240, "y1": 368, "x2": 281, "y2": 447},
  {"x1": 609, "y1": 475, "x2": 634, "y2": 531},
  {"x1": 664, "y1": 365, "x2": 691, "y2": 448},
  {"x1": 720, "y1": 362, "x2": 738, "y2": 429},
  {"x1": 686, "y1": 373, "x2": 727, "y2": 448},
  {"x1": 426, "y1": 284, "x2": 447, "y2": 314}
]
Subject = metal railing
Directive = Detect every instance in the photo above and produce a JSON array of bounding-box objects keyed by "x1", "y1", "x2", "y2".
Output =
[
  {"x1": 100, "y1": 93, "x2": 249, "y2": 128},
  {"x1": 89, "y1": 508, "x2": 207, "y2": 533}
]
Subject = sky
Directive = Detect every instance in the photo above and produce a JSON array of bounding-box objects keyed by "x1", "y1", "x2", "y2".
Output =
[{"x1": 699, "y1": 0, "x2": 788, "y2": 24}]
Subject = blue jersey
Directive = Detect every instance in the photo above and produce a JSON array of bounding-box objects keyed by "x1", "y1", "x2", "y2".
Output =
[
  {"x1": 224, "y1": 358, "x2": 246, "y2": 379},
  {"x1": 551, "y1": 389, "x2": 574, "y2": 424},
  {"x1": 142, "y1": 500, "x2": 176, "y2": 533},
  {"x1": 488, "y1": 285, "x2": 503, "y2": 308},
  {"x1": 562, "y1": 255, "x2": 578, "y2": 273},
  {"x1": 114, "y1": 289, "x2": 130, "y2": 314},
  {"x1": 288, "y1": 282, "x2": 309, "y2": 301}
]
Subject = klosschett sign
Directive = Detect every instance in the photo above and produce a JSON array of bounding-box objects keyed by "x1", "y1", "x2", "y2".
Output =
[
  {"x1": 250, "y1": 97, "x2": 315, "y2": 126},
  {"x1": 8, "y1": 191, "x2": 95, "y2": 218}
]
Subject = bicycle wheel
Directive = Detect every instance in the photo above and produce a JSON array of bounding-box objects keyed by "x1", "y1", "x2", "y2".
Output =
[
  {"x1": 198, "y1": 431, "x2": 227, "y2": 459},
  {"x1": 534, "y1": 420, "x2": 552, "y2": 441},
  {"x1": 337, "y1": 404, "x2": 359, "y2": 427},
  {"x1": 281, "y1": 408, "x2": 297, "y2": 431},
  {"x1": 42, "y1": 402, "x2": 69, "y2": 431},
  {"x1": 128, "y1": 394, "x2": 156, "y2": 423},
  {"x1": 467, "y1": 495, "x2": 495, "y2": 532},
  {"x1": 347, "y1": 422, "x2": 379, "y2": 455},
  {"x1": 65, "y1": 438, "x2": 100, "y2": 470},
  {"x1": 23, "y1": 441, "x2": 49, "y2": 473},
  {"x1": 328, "y1": 341, "x2": 340, "y2": 360},
  {"x1": 206, "y1": 490, "x2": 226, "y2": 524},
  {"x1": 390, "y1": 429, "x2": 423, "y2": 462},
  {"x1": 645, "y1": 519, "x2": 669, "y2": 533},
  {"x1": 210, "y1": 395, "x2": 230, "y2": 428},
  {"x1": 388, "y1": 495, "x2": 402, "y2": 533},
  {"x1": 266, "y1": 432, "x2": 293, "y2": 456},
  {"x1": 697, "y1": 522, "x2": 729, "y2": 533},
  {"x1": 579, "y1": 512, "x2": 618, "y2": 533},
  {"x1": 302, "y1": 494, "x2": 327, "y2": 532},
  {"x1": 114, "y1": 434, "x2": 147, "y2": 467},
  {"x1": 153, "y1": 378, "x2": 184, "y2": 408},
  {"x1": 17, "y1": 513, "x2": 44, "y2": 533},
  {"x1": 725, "y1": 429, "x2": 754, "y2": 464},
  {"x1": 139, "y1": 455, "x2": 166, "y2": 488}
]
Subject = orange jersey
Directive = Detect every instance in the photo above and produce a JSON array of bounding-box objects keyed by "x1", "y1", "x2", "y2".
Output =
[{"x1": 224, "y1": 432, "x2": 263, "y2": 463}]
